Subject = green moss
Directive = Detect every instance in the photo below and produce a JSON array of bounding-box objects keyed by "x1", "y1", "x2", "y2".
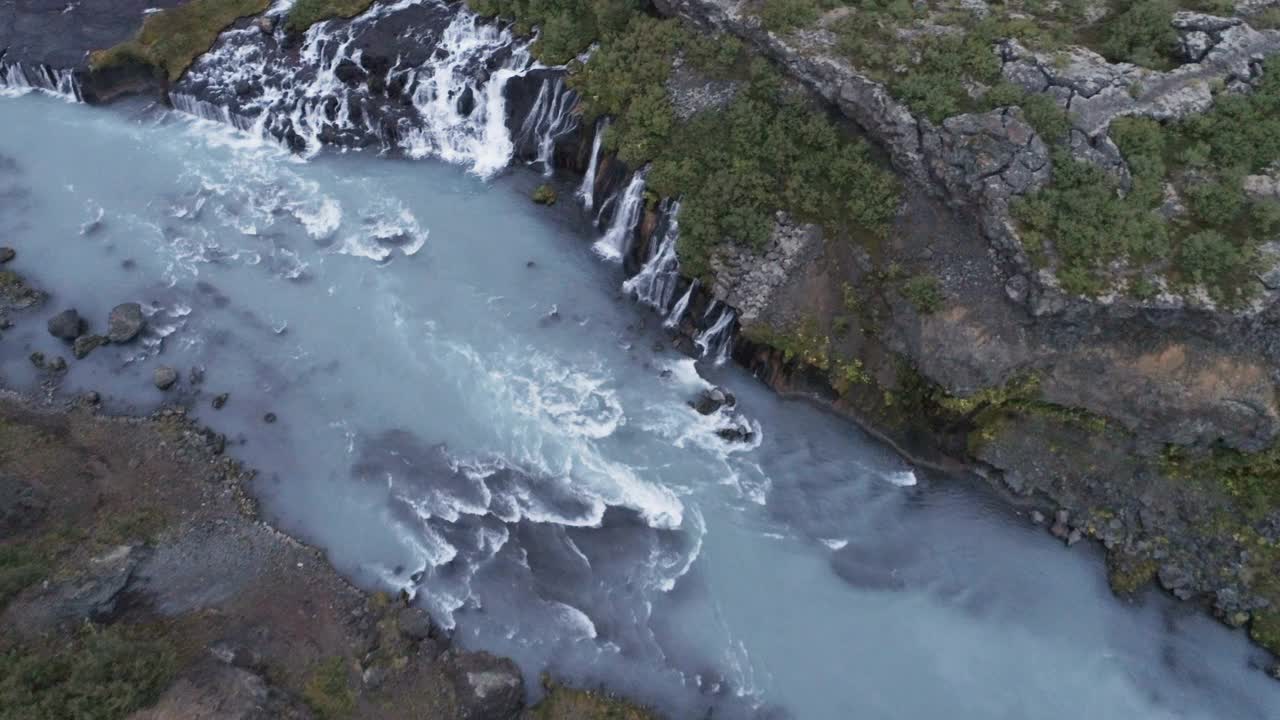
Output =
[
  {"x1": 89, "y1": 0, "x2": 272, "y2": 82},
  {"x1": 529, "y1": 681, "x2": 658, "y2": 720},
  {"x1": 0, "y1": 542, "x2": 48, "y2": 611},
  {"x1": 1106, "y1": 553, "x2": 1158, "y2": 596},
  {"x1": 0, "y1": 624, "x2": 176, "y2": 720},
  {"x1": 1163, "y1": 441, "x2": 1280, "y2": 519},
  {"x1": 285, "y1": 0, "x2": 377, "y2": 33},
  {"x1": 532, "y1": 184, "x2": 558, "y2": 205},
  {"x1": 1251, "y1": 611, "x2": 1280, "y2": 655},
  {"x1": 901, "y1": 274, "x2": 943, "y2": 314},
  {"x1": 303, "y1": 656, "x2": 356, "y2": 720},
  {"x1": 935, "y1": 373, "x2": 1041, "y2": 415}
]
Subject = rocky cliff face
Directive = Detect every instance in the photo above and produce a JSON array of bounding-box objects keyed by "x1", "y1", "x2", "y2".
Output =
[{"x1": 650, "y1": 0, "x2": 1280, "y2": 654}]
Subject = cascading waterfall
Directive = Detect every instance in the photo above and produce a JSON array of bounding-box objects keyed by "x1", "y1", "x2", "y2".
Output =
[
  {"x1": 578, "y1": 117, "x2": 609, "y2": 210},
  {"x1": 623, "y1": 200, "x2": 682, "y2": 312},
  {"x1": 0, "y1": 61, "x2": 82, "y2": 101},
  {"x1": 695, "y1": 302, "x2": 737, "y2": 365},
  {"x1": 516, "y1": 75, "x2": 579, "y2": 175},
  {"x1": 592, "y1": 168, "x2": 647, "y2": 261},
  {"x1": 172, "y1": 0, "x2": 540, "y2": 177},
  {"x1": 664, "y1": 280, "x2": 697, "y2": 329}
]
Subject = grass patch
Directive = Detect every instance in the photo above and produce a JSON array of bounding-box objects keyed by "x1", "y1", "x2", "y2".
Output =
[
  {"x1": 285, "y1": 0, "x2": 378, "y2": 34},
  {"x1": 90, "y1": 0, "x2": 271, "y2": 83},
  {"x1": 303, "y1": 656, "x2": 356, "y2": 719},
  {"x1": 902, "y1": 274, "x2": 943, "y2": 314},
  {"x1": 0, "y1": 624, "x2": 176, "y2": 720},
  {"x1": 529, "y1": 682, "x2": 658, "y2": 720},
  {"x1": 0, "y1": 543, "x2": 48, "y2": 611}
]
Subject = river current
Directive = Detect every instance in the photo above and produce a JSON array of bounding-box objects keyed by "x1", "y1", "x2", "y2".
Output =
[{"x1": 1, "y1": 85, "x2": 1278, "y2": 718}]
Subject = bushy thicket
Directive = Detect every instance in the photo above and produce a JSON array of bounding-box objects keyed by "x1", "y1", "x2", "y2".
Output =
[
  {"x1": 571, "y1": 16, "x2": 899, "y2": 277},
  {"x1": 468, "y1": 0, "x2": 644, "y2": 63},
  {"x1": 1013, "y1": 57, "x2": 1280, "y2": 300}
]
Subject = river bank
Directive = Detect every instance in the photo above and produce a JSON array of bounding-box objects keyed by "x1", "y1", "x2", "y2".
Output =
[{"x1": 0, "y1": 377, "x2": 652, "y2": 718}]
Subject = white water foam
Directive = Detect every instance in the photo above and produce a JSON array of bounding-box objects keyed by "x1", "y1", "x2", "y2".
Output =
[{"x1": 624, "y1": 199, "x2": 683, "y2": 312}]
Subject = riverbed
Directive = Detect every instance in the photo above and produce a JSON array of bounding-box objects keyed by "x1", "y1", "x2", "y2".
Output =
[{"x1": 0, "y1": 88, "x2": 1277, "y2": 719}]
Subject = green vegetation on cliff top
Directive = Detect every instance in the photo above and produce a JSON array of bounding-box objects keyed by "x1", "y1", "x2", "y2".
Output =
[
  {"x1": 285, "y1": 0, "x2": 379, "y2": 34},
  {"x1": 90, "y1": 0, "x2": 271, "y2": 82},
  {"x1": 1014, "y1": 56, "x2": 1280, "y2": 301}
]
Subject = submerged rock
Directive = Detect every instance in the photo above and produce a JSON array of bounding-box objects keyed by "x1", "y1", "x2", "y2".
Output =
[
  {"x1": 212, "y1": 393, "x2": 229, "y2": 410},
  {"x1": 0, "y1": 270, "x2": 46, "y2": 311},
  {"x1": 73, "y1": 334, "x2": 107, "y2": 359},
  {"x1": 46, "y1": 308, "x2": 85, "y2": 341},
  {"x1": 107, "y1": 302, "x2": 145, "y2": 343},
  {"x1": 0, "y1": 247, "x2": 15, "y2": 264},
  {"x1": 153, "y1": 366, "x2": 179, "y2": 391}
]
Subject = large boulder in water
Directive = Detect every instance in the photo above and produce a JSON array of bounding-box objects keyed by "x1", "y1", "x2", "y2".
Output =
[
  {"x1": 47, "y1": 309, "x2": 85, "y2": 341},
  {"x1": 690, "y1": 387, "x2": 735, "y2": 415},
  {"x1": 107, "y1": 302, "x2": 145, "y2": 343}
]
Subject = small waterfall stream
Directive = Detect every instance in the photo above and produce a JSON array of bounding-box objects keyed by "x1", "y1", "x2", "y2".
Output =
[
  {"x1": 516, "y1": 75, "x2": 579, "y2": 175},
  {"x1": 0, "y1": 61, "x2": 82, "y2": 101},
  {"x1": 696, "y1": 301, "x2": 737, "y2": 365},
  {"x1": 624, "y1": 199, "x2": 683, "y2": 313},
  {"x1": 592, "y1": 168, "x2": 647, "y2": 261},
  {"x1": 578, "y1": 117, "x2": 609, "y2": 209}
]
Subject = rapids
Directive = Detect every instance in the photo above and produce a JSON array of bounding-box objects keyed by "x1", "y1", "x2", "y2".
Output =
[{"x1": 1, "y1": 7, "x2": 1278, "y2": 717}]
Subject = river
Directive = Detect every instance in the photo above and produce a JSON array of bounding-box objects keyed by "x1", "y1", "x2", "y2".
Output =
[{"x1": 0, "y1": 84, "x2": 1277, "y2": 719}]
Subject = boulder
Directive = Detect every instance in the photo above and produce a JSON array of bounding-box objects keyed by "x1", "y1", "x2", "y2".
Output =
[
  {"x1": 153, "y1": 366, "x2": 179, "y2": 391},
  {"x1": 445, "y1": 650, "x2": 523, "y2": 720},
  {"x1": 690, "y1": 387, "x2": 735, "y2": 415},
  {"x1": 0, "y1": 247, "x2": 15, "y2": 263},
  {"x1": 396, "y1": 607, "x2": 434, "y2": 641},
  {"x1": 46, "y1": 308, "x2": 85, "y2": 341},
  {"x1": 72, "y1": 334, "x2": 107, "y2": 359},
  {"x1": 107, "y1": 302, "x2": 145, "y2": 343}
]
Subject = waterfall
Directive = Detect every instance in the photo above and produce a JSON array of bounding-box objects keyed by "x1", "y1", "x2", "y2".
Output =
[
  {"x1": 0, "y1": 61, "x2": 82, "y2": 101},
  {"x1": 578, "y1": 117, "x2": 609, "y2": 210},
  {"x1": 516, "y1": 75, "x2": 579, "y2": 175},
  {"x1": 695, "y1": 302, "x2": 736, "y2": 365},
  {"x1": 623, "y1": 200, "x2": 682, "y2": 312},
  {"x1": 664, "y1": 280, "x2": 697, "y2": 329},
  {"x1": 592, "y1": 168, "x2": 647, "y2": 262},
  {"x1": 171, "y1": 0, "x2": 540, "y2": 177}
]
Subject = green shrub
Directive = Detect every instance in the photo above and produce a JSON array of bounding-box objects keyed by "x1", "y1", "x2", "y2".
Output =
[
  {"x1": 903, "y1": 274, "x2": 943, "y2": 313},
  {"x1": 1186, "y1": 177, "x2": 1246, "y2": 227},
  {"x1": 0, "y1": 625, "x2": 176, "y2": 720},
  {"x1": 303, "y1": 657, "x2": 355, "y2": 720},
  {"x1": 0, "y1": 543, "x2": 46, "y2": 610},
  {"x1": 1178, "y1": 229, "x2": 1249, "y2": 287},
  {"x1": 1098, "y1": 0, "x2": 1177, "y2": 68},
  {"x1": 760, "y1": 0, "x2": 824, "y2": 33},
  {"x1": 284, "y1": 0, "x2": 376, "y2": 33}
]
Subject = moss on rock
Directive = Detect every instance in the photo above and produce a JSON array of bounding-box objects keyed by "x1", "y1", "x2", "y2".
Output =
[
  {"x1": 285, "y1": 0, "x2": 378, "y2": 34},
  {"x1": 89, "y1": 0, "x2": 271, "y2": 83}
]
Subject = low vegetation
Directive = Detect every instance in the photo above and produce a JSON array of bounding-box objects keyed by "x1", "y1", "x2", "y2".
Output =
[
  {"x1": 1013, "y1": 55, "x2": 1280, "y2": 301},
  {"x1": 285, "y1": 0, "x2": 378, "y2": 34},
  {"x1": 89, "y1": 0, "x2": 271, "y2": 82},
  {"x1": 532, "y1": 183, "x2": 559, "y2": 205},
  {"x1": 303, "y1": 656, "x2": 356, "y2": 719},
  {"x1": 0, "y1": 625, "x2": 176, "y2": 720}
]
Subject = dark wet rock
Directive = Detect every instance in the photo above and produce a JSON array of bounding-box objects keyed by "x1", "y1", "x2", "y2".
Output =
[
  {"x1": 334, "y1": 58, "x2": 368, "y2": 86},
  {"x1": 107, "y1": 302, "x2": 145, "y2": 343},
  {"x1": 397, "y1": 607, "x2": 434, "y2": 641},
  {"x1": 212, "y1": 393, "x2": 230, "y2": 410},
  {"x1": 0, "y1": 247, "x2": 15, "y2": 264},
  {"x1": 81, "y1": 391, "x2": 101, "y2": 406},
  {"x1": 715, "y1": 424, "x2": 755, "y2": 443},
  {"x1": 28, "y1": 352, "x2": 45, "y2": 369},
  {"x1": 0, "y1": 474, "x2": 46, "y2": 538},
  {"x1": 47, "y1": 308, "x2": 86, "y2": 341},
  {"x1": 444, "y1": 649, "x2": 524, "y2": 720},
  {"x1": 0, "y1": 270, "x2": 46, "y2": 311},
  {"x1": 73, "y1": 334, "x2": 108, "y2": 359},
  {"x1": 48, "y1": 356, "x2": 67, "y2": 373},
  {"x1": 1030, "y1": 509, "x2": 1046, "y2": 525},
  {"x1": 154, "y1": 366, "x2": 179, "y2": 391},
  {"x1": 263, "y1": 413, "x2": 277, "y2": 424},
  {"x1": 691, "y1": 387, "x2": 735, "y2": 415}
]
